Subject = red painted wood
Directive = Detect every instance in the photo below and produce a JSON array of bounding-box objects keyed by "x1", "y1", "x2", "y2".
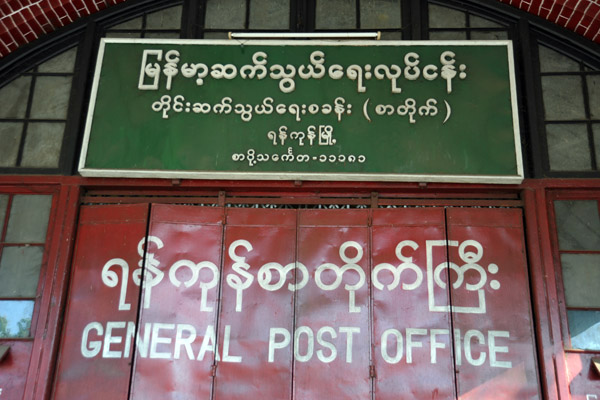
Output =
[
  {"x1": 1, "y1": 174, "x2": 598, "y2": 400},
  {"x1": 22, "y1": 184, "x2": 71, "y2": 400},
  {"x1": 545, "y1": 189, "x2": 597, "y2": 400},
  {"x1": 52, "y1": 203, "x2": 149, "y2": 399},
  {"x1": 294, "y1": 209, "x2": 371, "y2": 399},
  {"x1": 564, "y1": 352, "x2": 600, "y2": 399},
  {"x1": 0, "y1": 185, "x2": 60, "y2": 400},
  {"x1": 522, "y1": 188, "x2": 563, "y2": 400},
  {"x1": 446, "y1": 207, "x2": 541, "y2": 399},
  {"x1": 372, "y1": 208, "x2": 456, "y2": 399},
  {"x1": 0, "y1": 341, "x2": 33, "y2": 400},
  {"x1": 129, "y1": 205, "x2": 224, "y2": 399},
  {"x1": 213, "y1": 208, "x2": 296, "y2": 400}
]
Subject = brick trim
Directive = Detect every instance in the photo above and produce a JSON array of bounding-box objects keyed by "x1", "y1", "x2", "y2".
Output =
[{"x1": 0, "y1": 0, "x2": 598, "y2": 58}]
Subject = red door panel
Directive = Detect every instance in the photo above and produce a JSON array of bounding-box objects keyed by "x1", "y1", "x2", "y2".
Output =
[
  {"x1": 294, "y1": 209, "x2": 371, "y2": 399},
  {"x1": 371, "y1": 208, "x2": 455, "y2": 400},
  {"x1": 52, "y1": 202, "x2": 543, "y2": 400},
  {"x1": 213, "y1": 208, "x2": 296, "y2": 400},
  {"x1": 0, "y1": 341, "x2": 33, "y2": 400},
  {"x1": 446, "y1": 208, "x2": 541, "y2": 399},
  {"x1": 565, "y1": 352, "x2": 600, "y2": 399},
  {"x1": 130, "y1": 205, "x2": 224, "y2": 399},
  {"x1": 53, "y1": 204, "x2": 149, "y2": 399}
]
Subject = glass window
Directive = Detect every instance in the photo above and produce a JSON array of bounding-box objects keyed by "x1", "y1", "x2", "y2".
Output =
[
  {"x1": 5, "y1": 195, "x2": 52, "y2": 243},
  {"x1": 554, "y1": 200, "x2": 600, "y2": 249},
  {"x1": 0, "y1": 47, "x2": 77, "y2": 171},
  {"x1": 0, "y1": 301, "x2": 35, "y2": 339},
  {"x1": 567, "y1": 310, "x2": 600, "y2": 351},
  {"x1": 249, "y1": 0, "x2": 290, "y2": 29},
  {"x1": 427, "y1": 3, "x2": 508, "y2": 40},
  {"x1": 429, "y1": 4, "x2": 466, "y2": 28},
  {"x1": 541, "y1": 76, "x2": 586, "y2": 120},
  {"x1": 561, "y1": 254, "x2": 600, "y2": 308},
  {"x1": 104, "y1": 5, "x2": 182, "y2": 38},
  {"x1": 0, "y1": 194, "x2": 53, "y2": 339},
  {"x1": 316, "y1": 0, "x2": 356, "y2": 29},
  {"x1": 540, "y1": 45, "x2": 600, "y2": 173},
  {"x1": 546, "y1": 124, "x2": 592, "y2": 171},
  {"x1": 205, "y1": 0, "x2": 246, "y2": 30},
  {"x1": 554, "y1": 199, "x2": 600, "y2": 351},
  {"x1": 360, "y1": 0, "x2": 401, "y2": 29}
]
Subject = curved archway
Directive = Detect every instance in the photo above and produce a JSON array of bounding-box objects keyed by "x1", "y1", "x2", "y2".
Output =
[{"x1": 0, "y1": 0, "x2": 599, "y2": 57}]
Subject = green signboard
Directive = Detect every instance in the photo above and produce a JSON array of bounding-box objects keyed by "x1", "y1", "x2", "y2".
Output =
[{"x1": 79, "y1": 39, "x2": 523, "y2": 183}]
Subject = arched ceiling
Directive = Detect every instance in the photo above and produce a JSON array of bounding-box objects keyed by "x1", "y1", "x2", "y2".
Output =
[{"x1": 0, "y1": 0, "x2": 598, "y2": 57}]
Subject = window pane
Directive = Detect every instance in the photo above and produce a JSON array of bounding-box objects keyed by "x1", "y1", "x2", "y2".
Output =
[
  {"x1": 0, "y1": 76, "x2": 31, "y2": 119},
  {"x1": 109, "y1": 17, "x2": 143, "y2": 30},
  {"x1": 5, "y1": 195, "x2": 52, "y2": 243},
  {"x1": 145, "y1": 32, "x2": 181, "y2": 39},
  {"x1": 146, "y1": 6, "x2": 182, "y2": 30},
  {"x1": 568, "y1": 310, "x2": 600, "y2": 351},
  {"x1": 594, "y1": 124, "x2": 600, "y2": 164},
  {"x1": 37, "y1": 47, "x2": 77, "y2": 73},
  {"x1": 0, "y1": 122, "x2": 22, "y2": 167},
  {"x1": 470, "y1": 31, "x2": 508, "y2": 40},
  {"x1": 249, "y1": 0, "x2": 290, "y2": 29},
  {"x1": 20, "y1": 122, "x2": 65, "y2": 168},
  {"x1": 429, "y1": 31, "x2": 467, "y2": 40},
  {"x1": 588, "y1": 75, "x2": 600, "y2": 119},
  {"x1": 360, "y1": 0, "x2": 401, "y2": 29},
  {"x1": 380, "y1": 31, "x2": 402, "y2": 40},
  {"x1": 469, "y1": 15, "x2": 503, "y2": 28},
  {"x1": 554, "y1": 200, "x2": 600, "y2": 251},
  {"x1": 546, "y1": 124, "x2": 591, "y2": 171},
  {"x1": 316, "y1": 0, "x2": 356, "y2": 29},
  {"x1": 0, "y1": 247, "x2": 44, "y2": 297},
  {"x1": 542, "y1": 76, "x2": 586, "y2": 120},
  {"x1": 539, "y1": 46, "x2": 580, "y2": 73},
  {"x1": 0, "y1": 300, "x2": 34, "y2": 338},
  {"x1": 561, "y1": 253, "x2": 600, "y2": 308},
  {"x1": 205, "y1": 0, "x2": 246, "y2": 29},
  {"x1": 105, "y1": 32, "x2": 143, "y2": 39},
  {"x1": 429, "y1": 4, "x2": 466, "y2": 28},
  {"x1": 29, "y1": 76, "x2": 72, "y2": 120},
  {"x1": 0, "y1": 195, "x2": 7, "y2": 231}
]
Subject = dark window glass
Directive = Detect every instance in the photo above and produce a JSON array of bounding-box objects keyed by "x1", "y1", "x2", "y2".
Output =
[
  {"x1": 554, "y1": 199, "x2": 600, "y2": 351},
  {"x1": 0, "y1": 194, "x2": 52, "y2": 339},
  {"x1": 0, "y1": 48, "x2": 77, "y2": 170},
  {"x1": 540, "y1": 45, "x2": 600, "y2": 173}
]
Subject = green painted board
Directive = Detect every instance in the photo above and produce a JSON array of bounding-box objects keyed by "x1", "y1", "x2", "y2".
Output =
[{"x1": 79, "y1": 39, "x2": 523, "y2": 183}]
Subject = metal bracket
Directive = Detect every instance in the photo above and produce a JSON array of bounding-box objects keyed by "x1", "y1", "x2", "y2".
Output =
[
  {"x1": 592, "y1": 357, "x2": 600, "y2": 377},
  {"x1": 0, "y1": 345, "x2": 10, "y2": 363},
  {"x1": 369, "y1": 364, "x2": 376, "y2": 378}
]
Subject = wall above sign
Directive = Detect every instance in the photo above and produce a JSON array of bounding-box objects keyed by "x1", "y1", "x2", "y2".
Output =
[{"x1": 79, "y1": 39, "x2": 523, "y2": 183}]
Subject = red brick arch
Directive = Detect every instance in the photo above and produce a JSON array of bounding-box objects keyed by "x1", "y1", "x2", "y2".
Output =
[{"x1": 0, "y1": 0, "x2": 599, "y2": 57}]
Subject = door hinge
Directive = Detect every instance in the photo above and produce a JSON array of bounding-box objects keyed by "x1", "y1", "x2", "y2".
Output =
[
  {"x1": 210, "y1": 364, "x2": 217, "y2": 377},
  {"x1": 369, "y1": 364, "x2": 376, "y2": 378}
]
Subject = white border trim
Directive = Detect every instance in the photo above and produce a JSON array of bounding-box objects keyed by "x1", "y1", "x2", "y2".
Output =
[
  {"x1": 79, "y1": 39, "x2": 524, "y2": 184},
  {"x1": 506, "y1": 41, "x2": 525, "y2": 182},
  {"x1": 78, "y1": 39, "x2": 106, "y2": 175},
  {"x1": 79, "y1": 168, "x2": 523, "y2": 184}
]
